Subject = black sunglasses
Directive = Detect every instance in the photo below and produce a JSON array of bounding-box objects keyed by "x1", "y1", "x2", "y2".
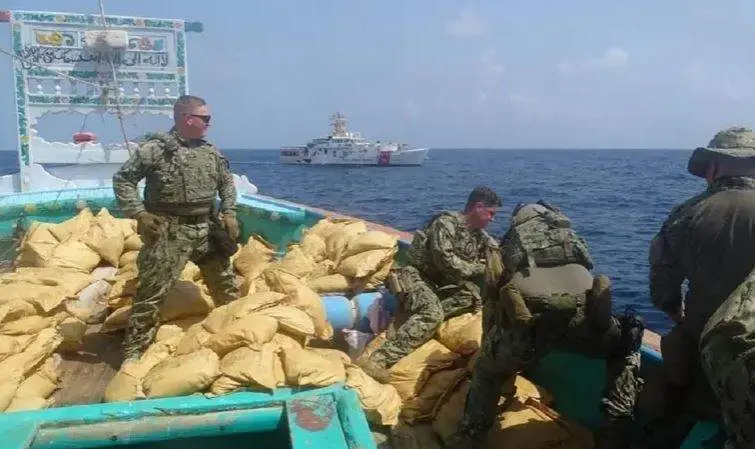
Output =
[{"x1": 187, "y1": 113, "x2": 211, "y2": 125}]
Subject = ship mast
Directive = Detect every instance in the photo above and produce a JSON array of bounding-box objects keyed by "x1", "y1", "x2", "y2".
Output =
[{"x1": 329, "y1": 112, "x2": 348, "y2": 138}]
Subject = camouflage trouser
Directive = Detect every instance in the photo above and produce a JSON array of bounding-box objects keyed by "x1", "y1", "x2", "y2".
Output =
[
  {"x1": 369, "y1": 265, "x2": 481, "y2": 368},
  {"x1": 698, "y1": 272, "x2": 755, "y2": 449},
  {"x1": 123, "y1": 221, "x2": 239, "y2": 361},
  {"x1": 458, "y1": 309, "x2": 643, "y2": 442},
  {"x1": 631, "y1": 321, "x2": 720, "y2": 449}
]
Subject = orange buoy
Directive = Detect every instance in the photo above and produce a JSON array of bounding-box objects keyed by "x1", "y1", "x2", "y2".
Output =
[{"x1": 73, "y1": 131, "x2": 96, "y2": 144}]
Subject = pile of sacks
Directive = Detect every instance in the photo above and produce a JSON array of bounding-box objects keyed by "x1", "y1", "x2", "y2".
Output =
[
  {"x1": 100, "y1": 216, "x2": 404, "y2": 425},
  {"x1": 0, "y1": 206, "x2": 144, "y2": 412}
]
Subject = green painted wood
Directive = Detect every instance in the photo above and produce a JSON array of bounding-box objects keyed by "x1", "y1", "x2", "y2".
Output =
[
  {"x1": 334, "y1": 388, "x2": 377, "y2": 449},
  {"x1": 4, "y1": 422, "x2": 38, "y2": 449}
]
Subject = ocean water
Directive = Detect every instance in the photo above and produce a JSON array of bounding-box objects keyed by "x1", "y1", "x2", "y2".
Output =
[{"x1": 0, "y1": 148, "x2": 701, "y2": 333}]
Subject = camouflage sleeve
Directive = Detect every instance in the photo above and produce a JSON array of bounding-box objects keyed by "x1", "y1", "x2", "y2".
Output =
[
  {"x1": 649, "y1": 229, "x2": 687, "y2": 314},
  {"x1": 112, "y1": 144, "x2": 152, "y2": 218},
  {"x1": 216, "y1": 152, "x2": 237, "y2": 216},
  {"x1": 428, "y1": 215, "x2": 485, "y2": 282}
]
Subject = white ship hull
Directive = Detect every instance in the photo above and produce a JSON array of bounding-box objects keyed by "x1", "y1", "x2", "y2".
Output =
[{"x1": 280, "y1": 146, "x2": 430, "y2": 166}]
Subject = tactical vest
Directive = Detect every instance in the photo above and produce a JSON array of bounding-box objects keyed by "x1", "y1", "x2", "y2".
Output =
[
  {"x1": 406, "y1": 211, "x2": 454, "y2": 272},
  {"x1": 502, "y1": 202, "x2": 589, "y2": 272}
]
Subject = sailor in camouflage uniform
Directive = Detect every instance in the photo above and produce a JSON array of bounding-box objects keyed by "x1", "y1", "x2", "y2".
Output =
[
  {"x1": 113, "y1": 95, "x2": 240, "y2": 363},
  {"x1": 356, "y1": 186, "x2": 502, "y2": 382},
  {"x1": 450, "y1": 201, "x2": 645, "y2": 449},
  {"x1": 636, "y1": 127, "x2": 755, "y2": 449}
]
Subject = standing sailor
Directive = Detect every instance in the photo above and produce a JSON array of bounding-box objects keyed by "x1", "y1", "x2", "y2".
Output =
[{"x1": 112, "y1": 94, "x2": 240, "y2": 364}]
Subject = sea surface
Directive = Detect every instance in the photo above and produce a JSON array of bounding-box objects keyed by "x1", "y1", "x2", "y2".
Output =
[{"x1": 0, "y1": 148, "x2": 701, "y2": 333}]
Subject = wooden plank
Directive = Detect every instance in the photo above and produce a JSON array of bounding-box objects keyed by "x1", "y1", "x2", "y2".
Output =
[{"x1": 51, "y1": 325, "x2": 123, "y2": 407}]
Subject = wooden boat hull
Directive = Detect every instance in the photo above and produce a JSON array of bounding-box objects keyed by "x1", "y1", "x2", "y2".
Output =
[{"x1": 0, "y1": 187, "x2": 723, "y2": 449}]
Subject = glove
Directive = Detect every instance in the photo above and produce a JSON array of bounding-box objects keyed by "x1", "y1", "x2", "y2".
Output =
[
  {"x1": 222, "y1": 213, "x2": 240, "y2": 242},
  {"x1": 135, "y1": 211, "x2": 166, "y2": 243}
]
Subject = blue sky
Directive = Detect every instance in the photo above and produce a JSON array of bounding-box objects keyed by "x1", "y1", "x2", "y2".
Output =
[{"x1": 0, "y1": 0, "x2": 754, "y2": 150}]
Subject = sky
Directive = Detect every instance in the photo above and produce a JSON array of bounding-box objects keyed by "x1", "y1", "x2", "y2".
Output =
[{"x1": 0, "y1": 0, "x2": 754, "y2": 150}]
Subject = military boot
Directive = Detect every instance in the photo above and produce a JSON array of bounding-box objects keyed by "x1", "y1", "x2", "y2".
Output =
[{"x1": 355, "y1": 355, "x2": 391, "y2": 384}]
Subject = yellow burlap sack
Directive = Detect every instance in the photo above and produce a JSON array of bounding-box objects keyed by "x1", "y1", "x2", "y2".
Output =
[
  {"x1": 142, "y1": 347, "x2": 220, "y2": 398},
  {"x1": 325, "y1": 220, "x2": 368, "y2": 264},
  {"x1": 174, "y1": 323, "x2": 213, "y2": 356},
  {"x1": 57, "y1": 316, "x2": 87, "y2": 352},
  {"x1": 308, "y1": 274, "x2": 352, "y2": 293},
  {"x1": 0, "y1": 334, "x2": 34, "y2": 362},
  {"x1": 104, "y1": 336, "x2": 180, "y2": 402},
  {"x1": 310, "y1": 259, "x2": 336, "y2": 280},
  {"x1": 0, "y1": 315, "x2": 53, "y2": 336},
  {"x1": 14, "y1": 355, "x2": 60, "y2": 399},
  {"x1": 436, "y1": 313, "x2": 482, "y2": 355},
  {"x1": 306, "y1": 218, "x2": 340, "y2": 240},
  {"x1": 0, "y1": 283, "x2": 67, "y2": 314},
  {"x1": 101, "y1": 305, "x2": 131, "y2": 332},
  {"x1": 159, "y1": 280, "x2": 215, "y2": 322},
  {"x1": 256, "y1": 306, "x2": 316, "y2": 338},
  {"x1": 299, "y1": 232, "x2": 327, "y2": 262},
  {"x1": 47, "y1": 239, "x2": 101, "y2": 273},
  {"x1": 271, "y1": 332, "x2": 304, "y2": 351},
  {"x1": 49, "y1": 208, "x2": 94, "y2": 242},
  {"x1": 81, "y1": 208, "x2": 125, "y2": 267},
  {"x1": 280, "y1": 346, "x2": 346, "y2": 387},
  {"x1": 155, "y1": 324, "x2": 186, "y2": 343},
  {"x1": 342, "y1": 231, "x2": 398, "y2": 259},
  {"x1": 205, "y1": 314, "x2": 278, "y2": 356},
  {"x1": 337, "y1": 248, "x2": 396, "y2": 279},
  {"x1": 485, "y1": 399, "x2": 593, "y2": 449},
  {"x1": 352, "y1": 256, "x2": 394, "y2": 291},
  {"x1": 264, "y1": 269, "x2": 332, "y2": 340},
  {"x1": 15, "y1": 222, "x2": 59, "y2": 267},
  {"x1": 0, "y1": 328, "x2": 63, "y2": 379},
  {"x1": 3, "y1": 266, "x2": 93, "y2": 295},
  {"x1": 107, "y1": 277, "x2": 138, "y2": 304},
  {"x1": 5, "y1": 396, "x2": 48, "y2": 412},
  {"x1": 119, "y1": 250, "x2": 139, "y2": 270},
  {"x1": 277, "y1": 245, "x2": 316, "y2": 279},
  {"x1": 0, "y1": 301, "x2": 36, "y2": 325},
  {"x1": 123, "y1": 233, "x2": 143, "y2": 252},
  {"x1": 433, "y1": 378, "x2": 470, "y2": 444},
  {"x1": 345, "y1": 365, "x2": 402, "y2": 426},
  {"x1": 201, "y1": 292, "x2": 285, "y2": 334},
  {"x1": 113, "y1": 217, "x2": 138, "y2": 240},
  {"x1": 215, "y1": 343, "x2": 281, "y2": 391},
  {"x1": 400, "y1": 368, "x2": 468, "y2": 424},
  {"x1": 179, "y1": 262, "x2": 201, "y2": 282},
  {"x1": 163, "y1": 315, "x2": 204, "y2": 330},
  {"x1": 233, "y1": 235, "x2": 276, "y2": 278},
  {"x1": 388, "y1": 338, "x2": 460, "y2": 400},
  {"x1": 0, "y1": 373, "x2": 23, "y2": 412}
]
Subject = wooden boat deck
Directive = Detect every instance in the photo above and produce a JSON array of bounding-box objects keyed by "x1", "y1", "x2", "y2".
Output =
[{"x1": 51, "y1": 325, "x2": 122, "y2": 407}]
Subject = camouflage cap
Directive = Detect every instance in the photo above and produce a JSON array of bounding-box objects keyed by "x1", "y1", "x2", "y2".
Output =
[{"x1": 688, "y1": 126, "x2": 755, "y2": 178}]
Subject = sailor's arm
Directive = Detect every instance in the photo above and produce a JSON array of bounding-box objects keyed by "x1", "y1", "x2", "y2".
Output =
[
  {"x1": 112, "y1": 144, "x2": 152, "y2": 218},
  {"x1": 216, "y1": 153, "x2": 237, "y2": 216},
  {"x1": 429, "y1": 216, "x2": 485, "y2": 283},
  {"x1": 649, "y1": 230, "x2": 687, "y2": 320}
]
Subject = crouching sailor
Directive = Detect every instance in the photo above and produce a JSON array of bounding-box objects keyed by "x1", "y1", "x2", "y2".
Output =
[
  {"x1": 448, "y1": 201, "x2": 645, "y2": 449},
  {"x1": 356, "y1": 186, "x2": 502, "y2": 382}
]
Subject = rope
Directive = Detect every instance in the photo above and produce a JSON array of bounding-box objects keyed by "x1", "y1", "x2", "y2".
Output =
[{"x1": 97, "y1": 0, "x2": 133, "y2": 156}]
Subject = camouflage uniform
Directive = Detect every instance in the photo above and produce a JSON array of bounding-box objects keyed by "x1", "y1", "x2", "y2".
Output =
[
  {"x1": 635, "y1": 128, "x2": 755, "y2": 449},
  {"x1": 113, "y1": 128, "x2": 240, "y2": 361},
  {"x1": 367, "y1": 211, "x2": 494, "y2": 369},
  {"x1": 640, "y1": 127, "x2": 755, "y2": 449},
  {"x1": 453, "y1": 203, "x2": 644, "y2": 449},
  {"x1": 699, "y1": 268, "x2": 755, "y2": 449}
]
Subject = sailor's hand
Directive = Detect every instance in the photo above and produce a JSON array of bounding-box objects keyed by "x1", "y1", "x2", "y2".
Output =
[
  {"x1": 135, "y1": 211, "x2": 166, "y2": 242},
  {"x1": 222, "y1": 213, "x2": 240, "y2": 242}
]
